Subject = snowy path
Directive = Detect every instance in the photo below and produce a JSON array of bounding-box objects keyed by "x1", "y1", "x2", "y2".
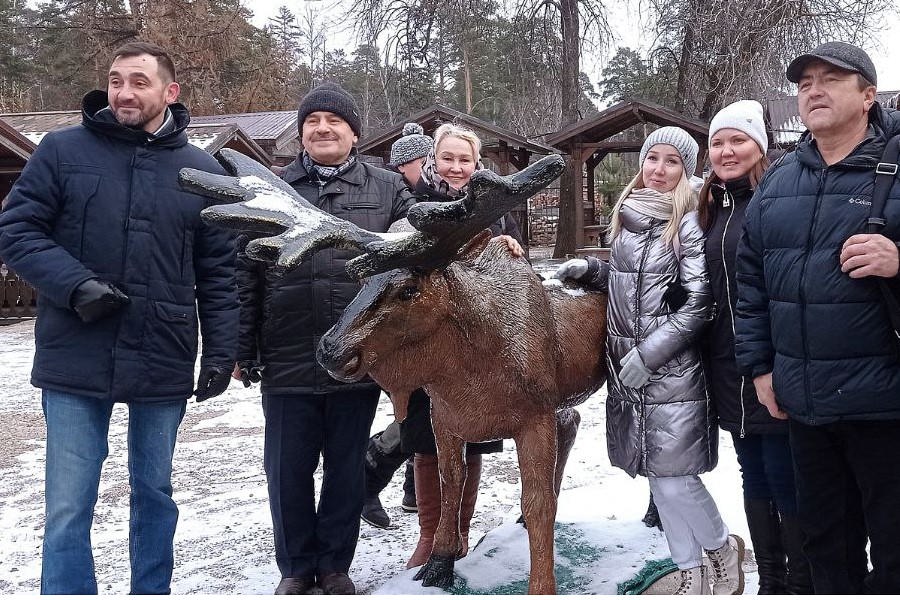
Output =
[{"x1": 0, "y1": 319, "x2": 758, "y2": 594}]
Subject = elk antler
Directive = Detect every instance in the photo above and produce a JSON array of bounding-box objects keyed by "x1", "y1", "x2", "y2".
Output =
[
  {"x1": 180, "y1": 149, "x2": 564, "y2": 278},
  {"x1": 179, "y1": 149, "x2": 406, "y2": 268},
  {"x1": 346, "y1": 154, "x2": 564, "y2": 278}
]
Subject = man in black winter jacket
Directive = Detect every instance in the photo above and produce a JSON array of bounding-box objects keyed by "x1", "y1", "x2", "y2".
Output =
[
  {"x1": 0, "y1": 42, "x2": 238, "y2": 594},
  {"x1": 234, "y1": 83, "x2": 415, "y2": 595},
  {"x1": 735, "y1": 42, "x2": 900, "y2": 594}
]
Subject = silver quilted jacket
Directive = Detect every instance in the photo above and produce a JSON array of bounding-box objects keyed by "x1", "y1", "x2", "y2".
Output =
[{"x1": 605, "y1": 204, "x2": 717, "y2": 478}]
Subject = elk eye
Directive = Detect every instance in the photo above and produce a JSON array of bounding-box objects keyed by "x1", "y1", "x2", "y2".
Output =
[{"x1": 398, "y1": 285, "x2": 419, "y2": 301}]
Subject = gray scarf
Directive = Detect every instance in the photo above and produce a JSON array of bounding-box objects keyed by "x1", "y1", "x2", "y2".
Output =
[
  {"x1": 623, "y1": 188, "x2": 674, "y2": 221},
  {"x1": 302, "y1": 150, "x2": 357, "y2": 184}
]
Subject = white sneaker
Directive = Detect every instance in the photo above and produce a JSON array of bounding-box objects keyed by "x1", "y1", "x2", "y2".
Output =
[
  {"x1": 673, "y1": 566, "x2": 712, "y2": 595},
  {"x1": 706, "y1": 534, "x2": 745, "y2": 595}
]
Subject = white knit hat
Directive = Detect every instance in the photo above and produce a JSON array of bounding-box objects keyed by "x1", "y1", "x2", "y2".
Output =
[
  {"x1": 708, "y1": 100, "x2": 768, "y2": 153},
  {"x1": 639, "y1": 126, "x2": 699, "y2": 177}
]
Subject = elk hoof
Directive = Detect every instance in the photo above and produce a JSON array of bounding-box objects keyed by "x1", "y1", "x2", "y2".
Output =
[{"x1": 413, "y1": 553, "x2": 455, "y2": 589}]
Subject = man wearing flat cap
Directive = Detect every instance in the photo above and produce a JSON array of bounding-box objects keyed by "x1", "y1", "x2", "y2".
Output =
[
  {"x1": 234, "y1": 82, "x2": 415, "y2": 595},
  {"x1": 735, "y1": 41, "x2": 900, "y2": 593}
]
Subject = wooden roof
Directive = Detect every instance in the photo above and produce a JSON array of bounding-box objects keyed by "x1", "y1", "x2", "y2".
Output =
[
  {"x1": 0, "y1": 118, "x2": 35, "y2": 175},
  {"x1": 359, "y1": 104, "x2": 558, "y2": 159},
  {"x1": 545, "y1": 99, "x2": 709, "y2": 150},
  {"x1": 0, "y1": 110, "x2": 271, "y2": 164}
]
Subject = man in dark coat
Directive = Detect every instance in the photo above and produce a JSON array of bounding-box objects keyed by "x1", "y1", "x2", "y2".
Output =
[
  {"x1": 234, "y1": 83, "x2": 415, "y2": 595},
  {"x1": 0, "y1": 42, "x2": 238, "y2": 594},
  {"x1": 735, "y1": 42, "x2": 900, "y2": 594}
]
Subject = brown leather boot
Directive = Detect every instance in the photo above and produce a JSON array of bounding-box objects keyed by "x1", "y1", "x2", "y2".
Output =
[
  {"x1": 406, "y1": 453, "x2": 441, "y2": 569},
  {"x1": 458, "y1": 454, "x2": 482, "y2": 557}
]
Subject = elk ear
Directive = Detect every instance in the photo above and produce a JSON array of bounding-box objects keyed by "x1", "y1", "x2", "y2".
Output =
[{"x1": 456, "y1": 229, "x2": 492, "y2": 261}]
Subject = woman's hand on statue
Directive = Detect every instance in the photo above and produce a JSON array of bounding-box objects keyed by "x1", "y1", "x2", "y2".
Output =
[
  {"x1": 553, "y1": 258, "x2": 589, "y2": 282},
  {"x1": 494, "y1": 234, "x2": 524, "y2": 257}
]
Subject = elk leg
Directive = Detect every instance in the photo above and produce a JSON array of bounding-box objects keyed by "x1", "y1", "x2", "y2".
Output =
[
  {"x1": 413, "y1": 428, "x2": 465, "y2": 589},
  {"x1": 516, "y1": 415, "x2": 559, "y2": 595},
  {"x1": 553, "y1": 408, "x2": 580, "y2": 498}
]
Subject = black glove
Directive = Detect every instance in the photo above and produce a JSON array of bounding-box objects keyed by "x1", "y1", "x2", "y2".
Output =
[
  {"x1": 194, "y1": 366, "x2": 232, "y2": 402},
  {"x1": 237, "y1": 360, "x2": 265, "y2": 388},
  {"x1": 71, "y1": 279, "x2": 130, "y2": 323}
]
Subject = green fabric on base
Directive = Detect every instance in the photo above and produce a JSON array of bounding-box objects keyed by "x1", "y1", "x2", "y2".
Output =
[{"x1": 616, "y1": 558, "x2": 679, "y2": 595}]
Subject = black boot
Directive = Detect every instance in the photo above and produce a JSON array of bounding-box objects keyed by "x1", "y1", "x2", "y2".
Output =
[
  {"x1": 361, "y1": 495, "x2": 392, "y2": 529},
  {"x1": 401, "y1": 457, "x2": 417, "y2": 512},
  {"x1": 745, "y1": 499, "x2": 787, "y2": 594},
  {"x1": 362, "y1": 422, "x2": 412, "y2": 528},
  {"x1": 642, "y1": 493, "x2": 663, "y2": 531},
  {"x1": 780, "y1": 513, "x2": 814, "y2": 594}
]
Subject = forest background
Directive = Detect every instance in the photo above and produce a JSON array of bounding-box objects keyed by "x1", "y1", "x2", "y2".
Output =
[{"x1": 1, "y1": 0, "x2": 896, "y2": 133}]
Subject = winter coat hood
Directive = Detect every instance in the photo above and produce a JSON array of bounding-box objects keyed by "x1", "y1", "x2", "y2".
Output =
[{"x1": 81, "y1": 89, "x2": 190, "y2": 148}]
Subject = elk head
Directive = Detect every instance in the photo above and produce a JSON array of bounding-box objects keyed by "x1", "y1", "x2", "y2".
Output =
[{"x1": 180, "y1": 148, "x2": 565, "y2": 419}]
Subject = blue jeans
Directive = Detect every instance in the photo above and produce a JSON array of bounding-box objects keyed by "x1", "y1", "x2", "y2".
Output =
[
  {"x1": 731, "y1": 432, "x2": 798, "y2": 515},
  {"x1": 40, "y1": 390, "x2": 186, "y2": 595}
]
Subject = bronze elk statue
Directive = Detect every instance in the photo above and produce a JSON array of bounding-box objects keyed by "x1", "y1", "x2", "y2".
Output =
[{"x1": 179, "y1": 149, "x2": 608, "y2": 594}]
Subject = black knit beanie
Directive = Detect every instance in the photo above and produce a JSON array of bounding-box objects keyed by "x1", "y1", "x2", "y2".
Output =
[{"x1": 297, "y1": 82, "x2": 363, "y2": 137}]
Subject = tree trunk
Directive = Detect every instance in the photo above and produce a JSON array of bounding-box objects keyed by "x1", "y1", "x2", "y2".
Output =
[
  {"x1": 463, "y1": 43, "x2": 473, "y2": 114},
  {"x1": 553, "y1": 0, "x2": 582, "y2": 258}
]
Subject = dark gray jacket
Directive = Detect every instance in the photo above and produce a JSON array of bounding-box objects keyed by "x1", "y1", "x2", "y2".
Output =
[
  {"x1": 236, "y1": 155, "x2": 415, "y2": 393},
  {"x1": 605, "y1": 205, "x2": 716, "y2": 477}
]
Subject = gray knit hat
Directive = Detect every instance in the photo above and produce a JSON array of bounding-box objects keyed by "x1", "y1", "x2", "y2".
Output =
[
  {"x1": 297, "y1": 82, "x2": 363, "y2": 137},
  {"x1": 639, "y1": 126, "x2": 699, "y2": 176},
  {"x1": 787, "y1": 41, "x2": 877, "y2": 86},
  {"x1": 390, "y1": 123, "x2": 433, "y2": 166}
]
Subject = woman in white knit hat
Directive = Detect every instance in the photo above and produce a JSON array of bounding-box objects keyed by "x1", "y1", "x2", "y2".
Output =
[
  {"x1": 556, "y1": 126, "x2": 744, "y2": 594},
  {"x1": 698, "y1": 100, "x2": 812, "y2": 594}
]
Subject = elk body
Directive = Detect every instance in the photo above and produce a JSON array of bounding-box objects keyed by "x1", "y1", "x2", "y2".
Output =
[{"x1": 181, "y1": 149, "x2": 608, "y2": 594}]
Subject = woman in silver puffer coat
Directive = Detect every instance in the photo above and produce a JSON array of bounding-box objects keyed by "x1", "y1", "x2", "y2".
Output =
[{"x1": 555, "y1": 127, "x2": 743, "y2": 595}]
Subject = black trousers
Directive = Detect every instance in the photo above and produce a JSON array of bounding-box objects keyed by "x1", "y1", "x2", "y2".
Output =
[
  {"x1": 262, "y1": 389, "x2": 380, "y2": 578},
  {"x1": 789, "y1": 418, "x2": 900, "y2": 594}
]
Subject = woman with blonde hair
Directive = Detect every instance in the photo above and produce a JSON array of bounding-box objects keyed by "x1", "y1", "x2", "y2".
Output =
[
  {"x1": 556, "y1": 127, "x2": 743, "y2": 594},
  {"x1": 400, "y1": 121, "x2": 522, "y2": 570}
]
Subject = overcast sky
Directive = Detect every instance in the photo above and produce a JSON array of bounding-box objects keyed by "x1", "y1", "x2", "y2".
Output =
[{"x1": 245, "y1": 0, "x2": 900, "y2": 94}]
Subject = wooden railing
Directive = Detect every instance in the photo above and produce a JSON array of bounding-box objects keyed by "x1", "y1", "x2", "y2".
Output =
[{"x1": 1, "y1": 260, "x2": 37, "y2": 321}]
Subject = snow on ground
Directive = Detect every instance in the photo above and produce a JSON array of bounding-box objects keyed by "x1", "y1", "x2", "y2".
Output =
[{"x1": 0, "y1": 318, "x2": 759, "y2": 594}]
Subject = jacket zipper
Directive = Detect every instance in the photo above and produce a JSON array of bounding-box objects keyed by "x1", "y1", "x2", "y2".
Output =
[
  {"x1": 799, "y1": 169, "x2": 828, "y2": 424},
  {"x1": 112, "y1": 149, "x2": 138, "y2": 392},
  {"x1": 633, "y1": 228, "x2": 654, "y2": 471},
  {"x1": 720, "y1": 190, "x2": 747, "y2": 437}
]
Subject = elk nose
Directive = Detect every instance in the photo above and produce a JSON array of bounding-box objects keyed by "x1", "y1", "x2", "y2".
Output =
[{"x1": 316, "y1": 334, "x2": 339, "y2": 371}]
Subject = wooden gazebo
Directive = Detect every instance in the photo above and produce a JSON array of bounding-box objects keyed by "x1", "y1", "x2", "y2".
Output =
[
  {"x1": 545, "y1": 99, "x2": 709, "y2": 249},
  {"x1": 359, "y1": 105, "x2": 557, "y2": 174}
]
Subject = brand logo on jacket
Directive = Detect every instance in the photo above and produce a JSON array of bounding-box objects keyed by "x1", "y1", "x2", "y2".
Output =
[{"x1": 848, "y1": 197, "x2": 872, "y2": 206}]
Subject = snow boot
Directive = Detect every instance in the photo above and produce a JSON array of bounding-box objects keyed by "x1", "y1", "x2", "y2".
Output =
[
  {"x1": 364, "y1": 422, "x2": 411, "y2": 499},
  {"x1": 744, "y1": 499, "x2": 786, "y2": 594},
  {"x1": 361, "y1": 495, "x2": 391, "y2": 529},
  {"x1": 779, "y1": 514, "x2": 813, "y2": 594},
  {"x1": 458, "y1": 454, "x2": 482, "y2": 557},
  {"x1": 406, "y1": 453, "x2": 441, "y2": 569},
  {"x1": 401, "y1": 457, "x2": 417, "y2": 512},
  {"x1": 673, "y1": 566, "x2": 712, "y2": 595},
  {"x1": 706, "y1": 534, "x2": 745, "y2": 595}
]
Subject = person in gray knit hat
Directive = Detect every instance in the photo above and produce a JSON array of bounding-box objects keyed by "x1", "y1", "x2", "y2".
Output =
[
  {"x1": 555, "y1": 123, "x2": 744, "y2": 594},
  {"x1": 389, "y1": 122, "x2": 432, "y2": 188}
]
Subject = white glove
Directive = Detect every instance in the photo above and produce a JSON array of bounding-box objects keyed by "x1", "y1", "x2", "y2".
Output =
[
  {"x1": 553, "y1": 258, "x2": 589, "y2": 281},
  {"x1": 619, "y1": 347, "x2": 652, "y2": 388}
]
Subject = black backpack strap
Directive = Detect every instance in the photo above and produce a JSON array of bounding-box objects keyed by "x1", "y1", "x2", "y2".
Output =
[
  {"x1": 865, "y1": 134, "x2": 900, "y2": 355},
  {"x1": 867, "y1": 134, "x2": 900, "y2": 233}
]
